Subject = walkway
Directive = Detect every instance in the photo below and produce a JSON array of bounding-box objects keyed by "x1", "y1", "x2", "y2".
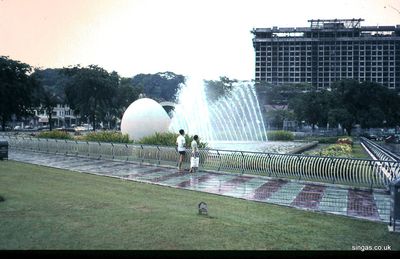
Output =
[{"x1": 8, "y1": 149, "x2": 391, "y2": 223}]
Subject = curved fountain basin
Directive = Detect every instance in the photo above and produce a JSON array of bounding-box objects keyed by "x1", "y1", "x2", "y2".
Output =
[{"x1": 208, "y1": 141, "x2": 309, "y2": 154}]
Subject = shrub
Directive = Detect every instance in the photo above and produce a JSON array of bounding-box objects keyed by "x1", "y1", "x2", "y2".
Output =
[
  {"x1": 37, "y1": 130, "x2": 73, "y2": 140},
  {"x1": 337, "y1": 137, "x2": 353, "y2": 146},
  {"x1": 83, "y1": 131, "x2": 132, "y2": 143},
  {"x1": 314, "y1": 136, "x2": 340, "y2": 144},
  {"x1": 137, "y1": 132, "x2": 178, "y2": 146},
  {"x1": 303, "y1": 136, "x2": 350, "y2": 144},
  {"x1": 73, "y1": 135, "x2": 86, "y2": 141},
  {"x1": 309, "y1": 143, "x2": 353, "y2": 157},
  {"x1": 267, "y1": 131, "x2": 294, "y2": 141},
  {"x1": 186, "y1": 135, "x2": 208, "y2": 149},
  {"x1": 137, "y1": 132, "x2": 208, "y2": 148}
]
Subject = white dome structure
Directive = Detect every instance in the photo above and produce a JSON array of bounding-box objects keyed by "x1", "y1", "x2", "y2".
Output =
[{"x1": 121, "y1": 98, "x2": 171, "y2": 141}]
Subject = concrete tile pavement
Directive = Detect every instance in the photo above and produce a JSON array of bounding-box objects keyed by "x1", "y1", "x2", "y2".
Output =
[{"x1": 7, "y1": 149, "x2": 391, "y2": 223}]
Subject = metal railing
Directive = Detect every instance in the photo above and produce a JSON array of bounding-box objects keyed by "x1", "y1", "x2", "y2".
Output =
[
  {"x1": 360, "y1": 137, "x2": 400, "y2": 183},
  {"x1": 2, "y1": 135, "x2": 399, "y2": 189},
  {"x1": 360, "y1": 137, "x2": 400, "y2": 162}
]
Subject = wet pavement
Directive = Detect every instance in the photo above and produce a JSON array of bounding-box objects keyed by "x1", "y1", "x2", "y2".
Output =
[{"x1": 7, "y1": 149, "x2": 391, "y2": 223}]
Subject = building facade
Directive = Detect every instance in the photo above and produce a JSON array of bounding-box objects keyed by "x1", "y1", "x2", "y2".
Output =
[
  {"x1": 252, "y1": 19, "x2": 400, "y2": 89},
  {"x1": 34, "y1": 104, "x2": 79, "y2": 128}
]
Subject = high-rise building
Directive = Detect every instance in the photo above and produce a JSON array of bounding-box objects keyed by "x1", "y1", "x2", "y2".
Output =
[{"x1": 252, "y1": 19, "x2": 400, "y2": 89}]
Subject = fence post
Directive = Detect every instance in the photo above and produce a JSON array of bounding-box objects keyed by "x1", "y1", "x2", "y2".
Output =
[
  {"x1": 29, "y1": 136, "x2": 32, "y2": 152},
  {"x1": 157, "y1": 146, "x2": 161, "y2": 165},
  {"x1": 267, "y1": 153, "x2": 272, "y2": 177},
  {"x1": 98, "y1": 142, "x2": 101, "y2": 160},
  {"x1": 125, "y1": 144, "x2": 129, "y2": 161},
  {"x1": 55, "y1": 139, "x2": 58, "y2": 154},
  {"x1": 241, "y1": 151, "x2": 245, "y2": 174},
  {"x1": 297, "y1": 156, "x2": 302, "y2": 180},
  {"x1": 370, "y1": 160, "x2": 378, "y2": 190},
  {"x1": 140, "y1": 145, "x2": 144, "y2": 163},
  {"x1": 217, "y1": 150, "x2": 221, "y2": 171},
  {"x1": 330, "y1": 157, "x2": 336, "y2": 184}
]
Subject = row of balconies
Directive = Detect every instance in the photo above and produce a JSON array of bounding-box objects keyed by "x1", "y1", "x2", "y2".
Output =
[
  {"x1": 257, "y1": 45, "x2": 397, "y2": 51},
  {"x1": 256, "y1": 51, "x2": 397, "y2": 58},
  {"x1": 257, "y1": 72, "x2": 397, "y2": 78},
  {"x1": 255, "y1": 40, "x2": 398, "y2": 46},
  {"x1": 256, "y1": 63, "x2": 396, "y2": 69},
  {"x1": 256, "y1": 73, "x2": 397, "y2": 81},
  {"x1": 255, "y1": 76, "x2": 396, "y2": 88}
]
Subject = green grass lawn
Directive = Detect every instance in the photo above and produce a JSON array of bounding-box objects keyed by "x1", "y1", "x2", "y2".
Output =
[
  {"x1": 351, "y1": 142, "x2": 372, "y2": 159},
  {"x1": 0, "y1": 160, "x2": 399, "y2": 250}
]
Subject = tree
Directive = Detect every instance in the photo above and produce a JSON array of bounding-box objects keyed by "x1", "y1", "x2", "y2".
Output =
[
  {"x1": 104, "y1": 77, "x2": 141, "y2": 129},
  {"x1": 255, "y1": 82, "x2": 314, "y2": 106},
  {"x1": 62, "y1": 65, "x2": 119, "y2": 131},
  {"x1": 0, "y1": 56, "x2": 39, "y2": 131},
  {"x1": 266, "y1": 109, "x2": 295, "y2": 129},
  {"x1": 36, "y1": 86, "x2": 60, "y2": 131},
  {"x1": 32, "y1": 68, "x2": 71, "y2": 103},
  {"x1": 357, "y1": 81, "x2": 400, "y2": 128},
  {"x1": 117, "y1": 77, "x2": 142, "y2": 110},
  {"x1": 204, "y1": 76, "x2": 237, "y2": 102},
  {"x1": 329, "y1": 80, "x2": 400, "y2": 135},
  {"x1": 327, "y1": 108, "x2": 355, "y2": 135},
  {"x1": 289, "y1": 89, "x2": 331, "y2": 130},
  {"x1": 377, "y1": 88, "x2": 400, "y2": 127},
  {"x1": 131, "y1": 72, "x2": 184, "y2": 102},
  {"x1": 32, "y1": 69, "x2": 69, "y2": 131}
]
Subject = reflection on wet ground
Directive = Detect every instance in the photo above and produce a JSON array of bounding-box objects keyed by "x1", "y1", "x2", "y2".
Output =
[{"x1": 9, "y1": 150, "x2": 390, "y2": 223}]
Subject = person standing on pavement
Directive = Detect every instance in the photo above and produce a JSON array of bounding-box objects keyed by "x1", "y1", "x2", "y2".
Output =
[
  {"x1": 189, "y1": 135, "x2": 200, "y2": 173},
  {"x1": 176, "y1": 129, "x2": 186, "y2": 172}
]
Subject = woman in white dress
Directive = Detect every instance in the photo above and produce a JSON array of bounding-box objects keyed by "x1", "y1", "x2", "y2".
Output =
[{"x1": 189, "y1": 135, "x2": 199, "y2": 173}]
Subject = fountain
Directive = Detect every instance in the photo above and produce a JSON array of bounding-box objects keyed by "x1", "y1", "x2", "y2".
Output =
[
  {"x1": 169, "y1": 76, "x2": 268, "y2": 150},
  {"x1": 120, "y1": 76, "x2": 307, "y2": 153}
]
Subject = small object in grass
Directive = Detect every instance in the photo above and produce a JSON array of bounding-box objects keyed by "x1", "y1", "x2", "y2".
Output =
[
  {"x1": 198, "y1": 201, "x2": 208, "y2": 215},
  {"x1": 0, "y1": 196, "x2": 4, "y2": 202}
]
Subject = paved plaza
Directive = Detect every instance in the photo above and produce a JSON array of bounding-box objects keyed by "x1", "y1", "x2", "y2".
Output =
[{"x1": 8, "y1": 149, "x2": 391, "y2": 223}]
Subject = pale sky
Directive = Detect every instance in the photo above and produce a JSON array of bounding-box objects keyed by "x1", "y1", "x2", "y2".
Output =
[{"x1": 0, "y1": 0, "x2": 399, "y2": 80}]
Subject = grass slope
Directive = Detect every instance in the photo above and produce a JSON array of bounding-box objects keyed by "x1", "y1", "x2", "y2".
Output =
[{"x1": 0, "y1": 160, "x2": 399, "y2": 250}]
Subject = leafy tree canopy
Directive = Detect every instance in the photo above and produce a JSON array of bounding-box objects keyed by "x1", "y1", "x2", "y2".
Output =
[
  {"x1": 204, "y1": 76, "x2": 238, "y2": 103},
  {"x1": 266, "y1": 109, "x2": 296, "y2": 129},
  {"x1": 62, "y1": 65, "x2": 119, "y2": 130},
  {"x1": 255, "y1": 82, "x2": 314, "y2": 105},
  {"x1": 329, "y1": 80, "x2": 400, "y2": 135},
  {"x1": 0, "y1": 56, "x2": 39, "y2": 130},
  {"x1": 288, "y1": 89, "x2": 332, "y2": 130},
  {"x1": 105, "y1": 77, "x2": 141, "y2": 128},
  {"x1": 287, "y1": 79, "x2": 400, "y2": 135},
  {"x1": 131, "y1": 71, "x2": 184, "y2": 102},
  {"x1": 32, "y1": 68, "x2": 71, "y2": 103}
]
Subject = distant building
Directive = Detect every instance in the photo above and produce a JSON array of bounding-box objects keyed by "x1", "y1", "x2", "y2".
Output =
[
  {"x1": 252, "y1": 19, "x2": 400, "y2": 89},
  {"x1": 35, "y1": 104, "x2": 78, "y2": 128}
]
